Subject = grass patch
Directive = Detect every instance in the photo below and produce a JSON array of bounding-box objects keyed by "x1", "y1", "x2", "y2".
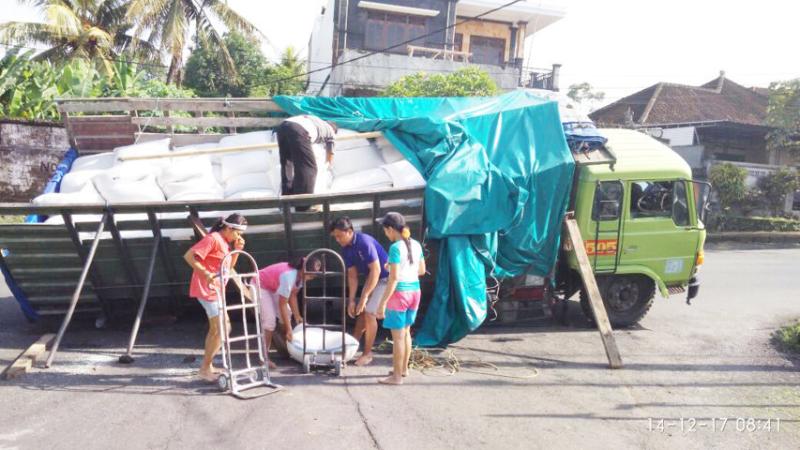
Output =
[
  {"x1": 0, "y1": 215, "x2": 25, "y2": 224},
  {"x1": 773, "y1": 320, "x2": 800, "y2": 354}
]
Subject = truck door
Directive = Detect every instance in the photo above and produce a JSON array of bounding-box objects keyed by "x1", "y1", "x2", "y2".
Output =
[{"x1": 619, "y1": 179, "x2": 700, "y2": 285}]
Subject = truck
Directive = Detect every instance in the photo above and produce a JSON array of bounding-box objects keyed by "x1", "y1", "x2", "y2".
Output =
[{"x1": 0, "y1": 96, "x2": 708, "y2": 333}]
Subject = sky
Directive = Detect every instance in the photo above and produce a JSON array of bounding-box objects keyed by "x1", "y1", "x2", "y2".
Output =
[{"x1": 3, "y1": 0, "x2": 798, "y2": 106}]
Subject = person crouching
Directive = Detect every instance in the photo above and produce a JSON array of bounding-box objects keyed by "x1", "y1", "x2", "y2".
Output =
[{"x1": 257, "y1": 256, "x2": 322, "y2": 369}]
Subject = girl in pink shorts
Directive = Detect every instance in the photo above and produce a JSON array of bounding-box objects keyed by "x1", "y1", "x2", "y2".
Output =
[
  {"x1": 257, "y1": 256, "x2": 321, "y2": 368},
  {"x1": 375, "y1": 212, "x2": 426, "y2": 385}
]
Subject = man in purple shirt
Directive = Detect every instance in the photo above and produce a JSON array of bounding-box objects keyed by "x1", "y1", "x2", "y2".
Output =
[{"x1": 330, "y1": 216, "x2": 389, "y2": 366}]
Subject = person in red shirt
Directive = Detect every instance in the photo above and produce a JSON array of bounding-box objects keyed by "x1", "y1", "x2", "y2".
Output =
[{"x1": 183, "y1": 213, "x2": 247, "y2": 382}]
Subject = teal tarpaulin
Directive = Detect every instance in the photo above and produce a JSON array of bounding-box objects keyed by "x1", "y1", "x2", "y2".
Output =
[{"x1": 273, "y1": 91, "x2": 574, "y2": 347}]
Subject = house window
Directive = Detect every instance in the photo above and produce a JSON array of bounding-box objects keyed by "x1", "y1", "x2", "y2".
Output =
[
  {"x1": 365, "y1": 11, "x2": 427, "y2": 52},
  {"x1": 470, "y1": 35, "x2": 505, "y2": 65}
]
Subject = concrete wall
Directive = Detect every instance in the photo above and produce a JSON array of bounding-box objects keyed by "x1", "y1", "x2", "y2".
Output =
[
  {"x1": 0, "y1": 121, "x2": 68, "y2": 202},
  {"x1": 308, "y1": 0, "x2": 337, "y2": 96},
  {"x1": 329, "y1": 48, "x2": 520, "y2": 95}
]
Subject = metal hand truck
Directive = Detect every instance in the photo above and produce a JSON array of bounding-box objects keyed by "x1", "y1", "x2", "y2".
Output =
[
  {"x1": 300, "y1": 249, "x2": 348, "y2": 376},
  {"x1": 216, "y1": 250, "x2": 282, "y2": 399}
]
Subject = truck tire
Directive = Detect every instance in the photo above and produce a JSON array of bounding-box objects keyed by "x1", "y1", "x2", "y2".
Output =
[{"x1": 579, "y1": 275, "x2": 655, "y2": 328}]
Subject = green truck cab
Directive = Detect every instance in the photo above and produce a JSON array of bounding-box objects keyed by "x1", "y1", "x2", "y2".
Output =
[{"x1": 557, "y1": 128, "x2": 708, "y2": 327}]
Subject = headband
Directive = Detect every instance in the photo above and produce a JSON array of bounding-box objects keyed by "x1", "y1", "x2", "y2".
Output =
[{"x1": 222, "y1": 220, "x2": 247, "y2": 231}]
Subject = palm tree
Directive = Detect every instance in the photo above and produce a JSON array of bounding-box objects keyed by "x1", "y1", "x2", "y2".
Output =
[
  {"x1": 126, "y1": 0, "x2": 262, "y2": 84},
  {"x1": 0, "y1": 0, "x2": 157, "y2": 73}
]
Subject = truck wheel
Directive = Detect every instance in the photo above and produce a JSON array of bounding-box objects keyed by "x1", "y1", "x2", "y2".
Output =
[{"x1": 580, "y1": 275, "x2": 655, "y2": 328}]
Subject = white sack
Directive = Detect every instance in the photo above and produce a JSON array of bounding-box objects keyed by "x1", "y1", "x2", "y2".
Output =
[
  {"x1": 330, "y1": 145, "x2": 385, "y2": 178},
  {"x1": 381, "y1": 160, "x2": 426, "y2": 188},
  {"x1": 60, "y1": 169, "x2": 104, "y2": 193},
  {"x1": 173, "y1": 142, "x2": 224, "y2": 165},
  {"x1": 112, "y1": 138, "x2": 172, "y2": 170},
  {"x1": 376, "y1": 137, "x2": 406, "y2": 164},
  {"x1": 168, "y1": 189, "x2": 225, "y2": 202},
  {"x1": 224, "y1": 173, "x2": 273, "y2": 198},
  {"x1": 330, "y1": 168, "x2": 392, "y2": 193},
  {"x1": 161, "y1": 176, "x2": 223, "y2": 200},
  {"x1": 157, "y1": 155, "x2": 215, "y2": 186},
  {"x1": 33, "y1": 182, "x2": 104, "y2": 205},
  {"x1": 93, "y1": 172, "x2": 165, "y2": 203},
  {"x1": 225, "y1": 189, "x2": 278, "y2": 200},
  {"x1": 71, "y1": 152, "x2": 115, "y2": 172}
]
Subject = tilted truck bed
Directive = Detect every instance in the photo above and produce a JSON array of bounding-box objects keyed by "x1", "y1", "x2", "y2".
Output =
[{"x1": 0, "y1": 98, "x2": 431, "y2": 321}]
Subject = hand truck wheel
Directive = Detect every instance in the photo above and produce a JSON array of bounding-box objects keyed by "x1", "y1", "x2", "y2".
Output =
[
  {"x1": 217, "y1": 374, "x2": 230, "y2": 392},
  {"x1": 302, "y1": 356, "x2": 311, "y2": 374},
  {"x1": 334, "y1": 360, "x2": 343, "y2": 377}
]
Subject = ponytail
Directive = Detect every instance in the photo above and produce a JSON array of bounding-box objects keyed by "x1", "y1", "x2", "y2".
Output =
[{"x1": 401, "y1": 226, "x2": 413, "y2": 264}]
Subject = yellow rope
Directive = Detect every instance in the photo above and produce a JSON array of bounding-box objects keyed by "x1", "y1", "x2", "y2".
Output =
[{"x1": 406, "y1": 347, "x2": 540, "y2": 380}]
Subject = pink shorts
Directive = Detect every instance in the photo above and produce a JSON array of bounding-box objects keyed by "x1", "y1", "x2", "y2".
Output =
[
  {"x1": 259, "y1": 289, "x2": 292, "y2": 331},
  {"x1": 386, "y1": 290, "x2": 421, "y2": 312}
]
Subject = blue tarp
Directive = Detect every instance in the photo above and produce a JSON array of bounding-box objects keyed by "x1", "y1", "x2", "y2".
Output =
[
  {"x1": 25, "y1": 147, "x2": 78, "y2": 223},
  {"x1": 274, "y1": 92, "x2": 575, "y2": 347}
]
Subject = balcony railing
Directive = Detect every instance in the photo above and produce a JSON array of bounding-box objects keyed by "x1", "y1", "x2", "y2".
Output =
[{"x1": 519, "y1": 65, "x2": 559, "y2": 90}]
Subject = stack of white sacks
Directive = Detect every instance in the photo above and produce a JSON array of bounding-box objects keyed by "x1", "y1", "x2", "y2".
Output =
[{"x1": 32, "y1": 129, "x2": 425, "y2": 207}]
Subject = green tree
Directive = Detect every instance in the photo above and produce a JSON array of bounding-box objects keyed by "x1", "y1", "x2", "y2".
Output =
[
  {"x1": 184, "y1": 31, "x2": 268, "y2": 97},
  {"x1": 126, "y1": 0, "x2": 261, "y2": 84},
  {"x1": 757, "y1": 168, "x2": 799, "y2": 216},
  {"x1": 383, "y1": 67, "x2": 499, "y2": 97},
  {"x1": 251, "y1": 47, "x2": 307, "y2": 97},
  {"x1": 567, "y1": 82, "x2": 605, "y2": 109},
  {"x1": 708, "y1": 163, "x2": 747, "y2": 211},
  {"x1": 0, "y1": 0, "x2": 156, "y2": 75},
  {"x1": 766, "y1": 79, "x2": 800, "y2": 156}
]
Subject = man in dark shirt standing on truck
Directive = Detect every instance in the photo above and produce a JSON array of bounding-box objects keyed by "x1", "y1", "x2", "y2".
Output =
[
  {"x1": 330, "y1": 216, "x2": 389, "y2": 366},
  {"x1": 275, "y1": 115, "x2": 337, "y2": 199}
]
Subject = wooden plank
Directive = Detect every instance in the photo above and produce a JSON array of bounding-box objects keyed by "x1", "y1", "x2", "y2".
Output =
[
  {"x1": 1, "y1": 334, "x2": 55, "y2": 379},
  {"x1": 58, "y1": 101, "x2": 132, "y2": 113},
  {"x1": 129, "y1": 98, "x2": 283, "y2": 113},
  {"x1": 564, "y1": 216, "x2": 623, "y2": 369},
  {"x1": 130, "y1": 116, "x2": 283, "y2": 128}
]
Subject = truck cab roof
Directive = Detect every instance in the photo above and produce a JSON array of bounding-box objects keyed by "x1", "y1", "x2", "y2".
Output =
[{"x1": 580, "y1": 128, "x2": 693, "y2": 182}]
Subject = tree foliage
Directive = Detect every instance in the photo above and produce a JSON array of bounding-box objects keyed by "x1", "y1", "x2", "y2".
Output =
[
  {"x1": 184, "y1": 31, "x2": 268, "y2": 97},
  {"x1": 708, "y1": 163, "x2": 747, "y2": 211},
  {"x1": 383, "y1": 67, "x2": 499, "y2": 97},
  {"x1": 185, "y1": 37, "x2": 307, "y2": 97},
  {"x1": 0, "y1": 0, "x2": 157, "y2": 76},
  {"x1": 126, "y1": 0, "x2": 261, "y2": 84},
  {"x1": 766, "y1": 79, "x2": 800, "y2": 155},
  {"x1": 0, "y1": 48, "x2": 192, "y2": 121},
  {"x1": 756, "y1": 167, "x2": 799, "y2": 216},
  {"x1": 567, "y1": 82, "x2": 605, "y2": 108}
]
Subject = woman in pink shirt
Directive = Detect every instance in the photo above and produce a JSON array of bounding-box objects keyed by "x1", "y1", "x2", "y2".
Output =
[
  {"x1": 258, "y1": 256, "x2": 321, "y2": 369},
  {"x1": 183, "y1": 213, "x2": 247, "y2": 382}
]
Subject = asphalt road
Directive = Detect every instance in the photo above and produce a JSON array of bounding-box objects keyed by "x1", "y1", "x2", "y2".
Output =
[{"x1": 1, "y1": 247, "x2": 799, "y2": 450}]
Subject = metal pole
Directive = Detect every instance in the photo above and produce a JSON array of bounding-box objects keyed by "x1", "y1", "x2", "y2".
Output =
[
  {"x1": 118, "y1": 234, "x2": 160, "y2": 364},
  {"x1": 46, "y1": 212, "x2": 108, "y2": 368}
]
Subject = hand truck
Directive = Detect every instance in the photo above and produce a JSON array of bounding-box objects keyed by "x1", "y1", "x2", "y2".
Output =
[
  {"x1": 299, "y1": 249, "x2": 349, "y2": 376},
  {"x1": 215, "y1": 250, "x2": 282, "y2": 399}
]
